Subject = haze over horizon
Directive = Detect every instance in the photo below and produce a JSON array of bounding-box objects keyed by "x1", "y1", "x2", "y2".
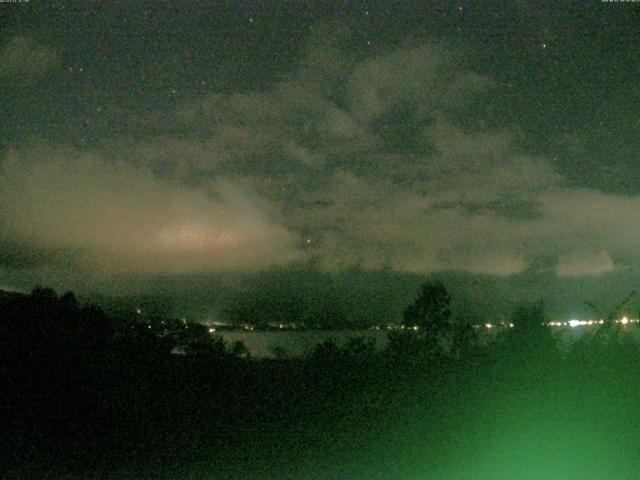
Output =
[{"x1": 2, "y1": 2, "x2": 640, "y2": 320}]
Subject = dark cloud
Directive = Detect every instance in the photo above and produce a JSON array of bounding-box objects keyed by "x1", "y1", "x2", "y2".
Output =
[
  {"x1": 0, "y1": 36, "x2": 57, "y2": 79},
  {"x1": 1, "y1": 7, "x2": 639, "y2": 317}
]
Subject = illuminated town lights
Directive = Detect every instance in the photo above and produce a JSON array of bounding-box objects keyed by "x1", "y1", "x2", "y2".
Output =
[{"x1": 470, "y1": 317, "x2": 639, "y2": 330}]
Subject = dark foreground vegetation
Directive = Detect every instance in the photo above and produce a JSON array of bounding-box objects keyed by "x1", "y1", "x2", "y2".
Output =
[{"x1": 2, "y1": 284, "x2": 640, "y2": 479}]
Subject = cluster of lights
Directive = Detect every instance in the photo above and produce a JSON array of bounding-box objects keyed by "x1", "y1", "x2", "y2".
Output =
[
  {"x1": 165, "y1": 316, "x2": 640, "y2": 335},
  {"x1": 547, "y1": 317, "x2": 638, "y2": 328},
  {"x1": 566, "y1": 319, "x2": 602, "y2": 328},
  {"x1": 472, "y1": 318, "x2": 640, "y2": 330},
  {"x1": 473, "y1": 323, "x2": 514, "y2": 330},
  {"x1": 384, "y1": 325, "x2": 421, "y2": 331},
  {"x1": 267, "y1": 322, "x2": 300, "y2": 330}
]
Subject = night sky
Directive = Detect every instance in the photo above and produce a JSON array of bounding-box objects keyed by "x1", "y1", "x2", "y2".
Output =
[{"x1": 2, "y1": 1, "x2": 639, "y2": 320}]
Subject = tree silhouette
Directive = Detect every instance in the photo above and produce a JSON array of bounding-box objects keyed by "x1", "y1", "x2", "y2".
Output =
[
  {"x1": 407, "y1": 281, "x2": 451, "y2": 336},
  {"x1": 1, "y1": 287, "x2": 113, "y2": 365},
  {"x1": 59, "y1": 290, "x2": 80, "y2": 311},
  {"x1": 230, "y1": 340, "x2": 250, "y2": 359},
  {"x1": 502, "y1": 300, "x2": 557, "y2": 362},
  {"x1": 388, "y1": 281, "x2": 454, "y2": 359},
  {"x1": 182, "y1": 322, "x2": 227, "y2": 357},
  {"x1": 403, "y1": 281, "x2": 451, "y2": 330},
  {"x1": 307, "y1": 339, "x2": 341, "y2": 365},
  {"x1": 510, "y1": 300, "x2": 547, "y2": 337},
  {"x1": 450, "y1": 321, "x2": 478, "y2": 360}
]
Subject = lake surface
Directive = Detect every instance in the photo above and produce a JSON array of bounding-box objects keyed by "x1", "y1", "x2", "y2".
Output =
[
  {"x1": 217, "y1": 329, "x2": 388, "y2": 358},
  {"x1": 217, "y1": 324, "x2": 640, "y2": 358}
]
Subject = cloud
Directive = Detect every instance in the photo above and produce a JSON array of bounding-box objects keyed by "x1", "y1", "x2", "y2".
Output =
[
  {"x1": 4, "y1": 36, "x2": 558, "y2": 275},
  {"x1": 0, "y1": 146, "x2": 300, "y2": 273},
  {"x1": 556, "y1": 250, "x2": 615, "y2": 277},
  {"x1": 0, "y1": 36, "x2": 57, "y2": 79},
  {"x1": 5, "y1": 26, "x2": 640, "y2": 282},
  {"x1": 346, "y1": 44, "x2": 493, "y2": 123},
  {"x1": 286, "y1": 170, "x2": 534, "y2": 275}
]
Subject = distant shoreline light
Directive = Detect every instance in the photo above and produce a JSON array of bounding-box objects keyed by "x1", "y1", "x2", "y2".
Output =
[{"x1": 469, "y1": 317, "x2": 638, "y2": 329}]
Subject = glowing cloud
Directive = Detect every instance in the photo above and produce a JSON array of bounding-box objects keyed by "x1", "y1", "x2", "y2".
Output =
[{"x1": 0, "y1": 147, "x2": 300, "y2": 273}]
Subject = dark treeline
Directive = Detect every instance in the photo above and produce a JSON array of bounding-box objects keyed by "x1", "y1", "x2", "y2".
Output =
[{"x1": 2, "y1": 283, "x2": 640, "y2": 479}]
